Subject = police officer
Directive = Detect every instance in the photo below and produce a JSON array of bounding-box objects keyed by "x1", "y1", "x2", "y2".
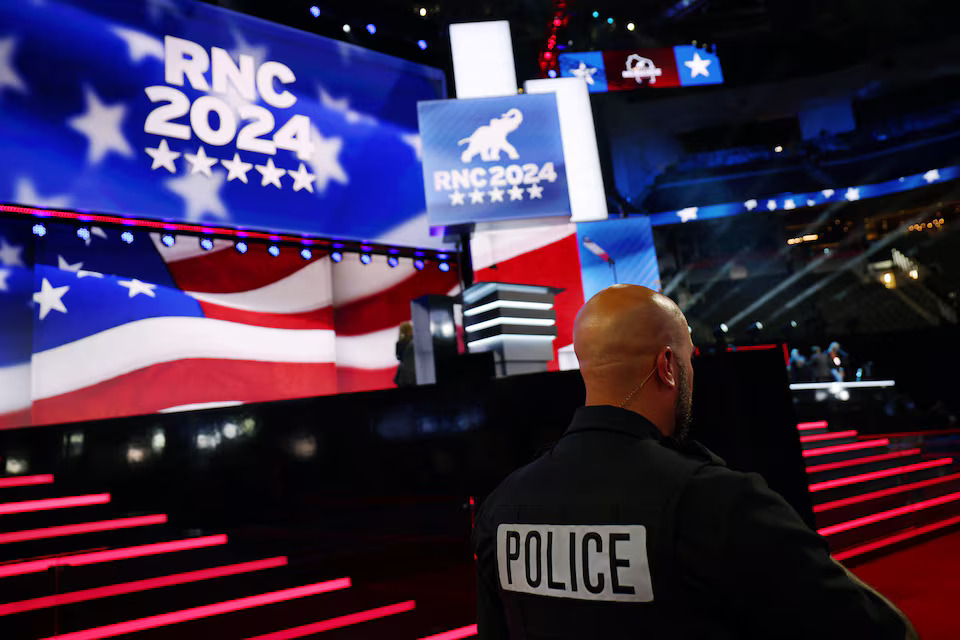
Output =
[{"x1": 472, "y1": 285, "x2": 916, "y2": 639}]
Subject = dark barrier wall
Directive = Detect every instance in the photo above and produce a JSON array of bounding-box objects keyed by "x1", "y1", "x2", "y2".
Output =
[{"x1": 0, "y1": 346, "x2": 809, "y2": 549}]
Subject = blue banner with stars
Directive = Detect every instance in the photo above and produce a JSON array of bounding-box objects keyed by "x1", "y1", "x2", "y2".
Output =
[
  {"x1": 417, "y1": 93, "x2": 570, "y2": 227},
  {"x1": 0, "y1": 0, "x2": 445, "y2": 244}
]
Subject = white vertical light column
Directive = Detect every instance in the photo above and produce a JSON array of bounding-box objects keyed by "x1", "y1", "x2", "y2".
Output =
[
  {"x1": 524, "y1": 77, "x2": 608, "y2": 222},
  {"x1": 449, "y1": 21, "x2": 518, "y2": 98}
]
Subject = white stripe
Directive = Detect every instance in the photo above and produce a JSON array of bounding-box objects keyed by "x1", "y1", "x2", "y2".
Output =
[
  {"x1": 790, "y1": 380, "x2": 895, "y2": 390},
  {"x1": 335, "y1": 325, "x2": 402, "y2": 369},
  {"x1": 186, "y1": 258, "x2": 333, "y2": 314},
  {"x1": 159, "y1": 401, "x2": 244, "y2": 413},
  {"x1": 471, "y1": 223, "x2": 576, "y2": 271},
  {"x1": 151, "y1": 233, "x2": 233, "y2": 262},
  {"x1": 332, "y1": 259, "x2": 417, "y2": 306},
  {"x1": 0, "y1": 364, "x2": 31, "y2": 414},
  {"x1": 32, "y1": 317, "x2": 337, "y2": 400}
]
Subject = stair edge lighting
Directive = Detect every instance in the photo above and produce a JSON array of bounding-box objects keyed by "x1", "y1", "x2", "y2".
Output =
[
  {"x1": 802, "y1": 439, "x2": 890, "y2": 458},
  {"x1": 0, "y1": 493, "x2": 110, "y2": 516},
  {"x1": 806, "y1": 449, "x2": 922, "y2": 474},
  {"x1": 419, "y1": 624, "x2": 479, "y2": 640},
  {"x1": 0, "y1": 474, "x2": 54, "y2": 488},
  {"x1": 809, "y1": 457, "x2": 953, "y2": 492},
  {"x1": 814, "y1": 472, "x2": 960, "y2": 513},
  {"x1": 247, "y1": 600, "x2": 416, "y2": 640},
  {"x1": 0, "y1": 514, "x2": 167, "y2": 545},
  {"x1": 797, "y1": 420, "x2": 828, "y2": 430},
  {"x1": 820, "y1": 490, "x2": 960, "y2": 536},
  {"x1": 800, "y1": 430, "x2": 859, "y2": 443},
  {"x1": 833, "y1": 513, "x2": 960, "y2": 561}
]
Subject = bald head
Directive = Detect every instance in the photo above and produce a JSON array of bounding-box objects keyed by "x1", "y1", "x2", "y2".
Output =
[{"x1": 574, "y1": 285, "x2": 694, "y2": 438}]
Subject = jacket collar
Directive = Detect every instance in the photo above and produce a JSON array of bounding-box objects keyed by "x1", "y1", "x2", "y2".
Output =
[{"x1": 563, "y1": 405, "x2": 664, "y2": 441}]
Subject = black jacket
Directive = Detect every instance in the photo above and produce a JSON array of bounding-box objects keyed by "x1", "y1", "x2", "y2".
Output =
[{"x1": 472, "y1": 405, "x2": 913, "y2": 639}]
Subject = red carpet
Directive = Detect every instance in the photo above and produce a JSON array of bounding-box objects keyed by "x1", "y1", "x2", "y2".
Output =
[{"x1": 852, "y1": 530, "x2": 960, "y2": 640}]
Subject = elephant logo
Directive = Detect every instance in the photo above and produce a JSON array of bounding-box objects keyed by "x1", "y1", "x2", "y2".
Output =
[{"x1": 458, "y1": 108, "x2": 524, "y2": 163}]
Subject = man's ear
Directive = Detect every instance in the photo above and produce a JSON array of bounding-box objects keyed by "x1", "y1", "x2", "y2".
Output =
[{"x1": 657, "y1": 346, "x2": 677, "y2": 389}]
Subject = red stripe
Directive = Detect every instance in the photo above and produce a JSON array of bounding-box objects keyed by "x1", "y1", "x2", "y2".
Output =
[
  {"x1": 196, "y1": 300, "x2": 334, "y2": 331},
  {"x1": 166, "y1": 251, "x2": 327, "y2": 294},
  {"x1": 0, "y1": 514, "x2": 166, "y2": 544},
  {"x1": 333, "y1": 270, "x2": 459, "y2": 337},
  {"x1": 814, "y1": 473, "x2": 960, "y2": 513},
  {"x1": 833, "y1": 513, "x2": 960, "y2": 561},
  {"x1": 32, "y1": 360, "x2": 337, "y2": 426},
  {"x1": 818, "y1": 490, "x2": 960, "y2": 536},
  {"x1": 0, "y1": 408, "x2": 31, "y2": 430},
  {"x1": 799, "y1": 430, "x2": 858, "y2": 443},
  {"x1": 806, "y1": 449, "x2": 922, "y2": 474},
  {"x1": 420, "y1": 624, "x2": 479, "y2": 640},
  {"x1": 43, "y1": 577, "x2": 352, "y2": 639},
  {"x1": 802, "y1": 439, "x2": 890, "y2": 458},
  {"x1": 0, "y1": 557, "x2": 287, "y2": 617},
  {"x1": 798, "y1": 420, "x2": 829, "y2": 429},
  {"x1": 809, "y1": 458, "x2": 953, "y2": 492},
  {"x1": 337, "y1": 366, "x2": 396, "y2": 395},
  {"x1": 0, "y1": 474, "x2": 54, "y2": 488},
  {"x1": 475, "y1": 233, "x2": 584, "y2": 365},
  {"x1": 247, "y1": 600, "x2": 416, "y2": 639},
  {"x1": 0, "y1": 534, "x2": 227, "y2": 579},
  {"x1": 0, "y1": 494, "x2": 110, "y2": 515}
]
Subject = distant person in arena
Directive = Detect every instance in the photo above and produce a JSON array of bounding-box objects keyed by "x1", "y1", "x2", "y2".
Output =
[
  {"x1": 394, "y1": 322, "x2": 416, "y2": 387},
  {"x1": 472, "y1": 285, "x2": 916, "y2": 639}
]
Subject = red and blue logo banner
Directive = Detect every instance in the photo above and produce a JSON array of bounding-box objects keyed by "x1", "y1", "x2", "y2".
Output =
[
  {"x1": 417, "y1": 94, "x2": 570, "y2": 227},
  {"x1": 0, "y1": 0, "x2": 445, "y2": 245},
  {"x1": 558, "y1": 46, "x2": 723, "y2": 93}
]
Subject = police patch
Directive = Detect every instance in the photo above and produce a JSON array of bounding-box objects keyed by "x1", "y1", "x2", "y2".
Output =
[{"x1": 496, "y1": 524, "x2": 653, "y2": 603}]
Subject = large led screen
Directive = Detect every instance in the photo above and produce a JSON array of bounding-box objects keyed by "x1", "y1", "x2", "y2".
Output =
[{"x1": 0, "y1": 0, "x2": 445, "y2": 245}]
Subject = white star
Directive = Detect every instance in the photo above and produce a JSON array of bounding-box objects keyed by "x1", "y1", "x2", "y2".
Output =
[
  {"x1": 79, "y1": 226, "x2": 108, "y2": 247},
  {"x1": 0, "y1": 37, "x2": 28, "y2": 97},
  {"x1": 571, "y1": 61, "x2": 597, "y2": 85},
  {"x1": 255, "y1": 158, "x2": 286, "y2": 188},
  {"x1": 677, "y1": 207, "x2": 698, "y2": 222},
  {"x1": 0, "y1": 268, "x2": 9, "y2": 291},
  {"x1": 744, "y1": 199, "x2": 758, "y2": 211},
  {"x1": 145, "y1": 139, "x2": 180, "y2": 173},
  {"x1": 319, "y1": 88, "x2": 376, "y2": 125},
  {"x1": 165, "y1": 170, "x2": 229, "y2": 222},
  {"x1": 13, "y1": 177, "x2": 71, "y2": 209},
  {"x1": 307, "y1": 126, "x2": 348, "y2": 192},
  {"x1": 33, "y1": 278, "x2": 69, "y2": 320},
  {"x1": 110, "y1": 27, "x2": 164, "y2": 63},
  {"x1": 401, "y1": 133, "x2": 422, "y2": 160},
  {"x1": 58, "y1": 255, "x2": 83, "y2": 273},
  {"x1": 118, "y1": 278, "x2": 157, "y2": 298},
  {"x1": 488, "y1": 187, "x2": 505, "y2": 202},
  {"x1": 287, "y1": 163, "x2": 316, "y2": 193},
  {"x1": 184, "y1": 146, "x2": 218, "y2": 177},
  {"x1": 468, "y1": 188, "x2": 485, "y2": 204},
  {"x1": 766, "y1": 200, "x2": 778, "y2": 211},
  {"x1": 67, "y1": 85, "x2": 133, "y2": 165},
  {"x1": 220, "y1": 153, "x2": 253, "y2": 183},
  {"x1": 923, "y1": 169, "x2": 940, "y2": 184},
  {"x1": 845, "y1": 187, "x2": 860, "y2": 201},
  {"x1": 822, "y1": 189, "x2": 835, "y2": 198},
  {"x1": 508, "y1": 185, "x2": 524, "y2": 201},
  {"x1": 449, "y1": 190, "x2": 465, "y2": 206},
  {"x1": 527, "y1": 183, "x2": 544, "y2": 200},
  {"x1": 806, "y1": 199, "x2": 816, "y2": 207},
  {"x1": 77, "y1": 269, "x2": 103, "y2": 279},
  {"x1": 0, "y1": 238, "x2": 24, "y2": 267},
  {"x1": 783, "y1": 199, "x2": 796, "y2": 210},
  {"x1": 684, "y1": 52, "x2": 711, "y2": 78}
]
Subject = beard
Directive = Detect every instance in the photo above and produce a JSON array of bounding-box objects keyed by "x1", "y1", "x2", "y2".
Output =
[{"x1": 674, "y1": 362, "x2": 693, "y2": 442}]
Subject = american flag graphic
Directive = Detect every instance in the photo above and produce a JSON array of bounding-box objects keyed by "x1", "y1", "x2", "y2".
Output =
[{"x1": 0, "y1": 218, "x2": 458, "y2": 429}]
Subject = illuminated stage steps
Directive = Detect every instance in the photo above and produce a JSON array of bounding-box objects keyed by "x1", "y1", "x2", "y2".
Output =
[{"x1": 798, "y1": 421, "x2": 960, "y2": 563}]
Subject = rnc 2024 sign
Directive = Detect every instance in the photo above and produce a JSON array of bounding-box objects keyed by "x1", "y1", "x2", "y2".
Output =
[{"x1": 417, "y1": 94, "x2": 570, "y2": 227}]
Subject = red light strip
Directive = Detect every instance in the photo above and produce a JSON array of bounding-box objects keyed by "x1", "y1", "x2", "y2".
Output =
[
  {"x1": 0, "y1": 534, "x2": 227, "y2": 579},
  {"x1": 809, "y1": 458, "x2": 953, "y2": 492},
  {"x1": 833, "y1": 513, "x2": 960, "y2": 561},
  {"x1": 819, "y1": 490, "x2": 960, "y2": 536},
  {"x1": 419, "y1": 624, "x2": 479, "y2": 640},
  {"x1": 247, "y1": 600, "x2": 416, "y2": 639},
  {"x1": 806, "y1": 449, "x2": 922, "y2": 474},
  {"x1": 799, "y1": 430, "x2": 858, "y2": 443},
  {"x1": 0, "y1": 474, "x2": 54, "y2": 488},
  {"x1": 797, "y1": 421, "x2": 828, "y2": 430},
  {"x1": 802, "y1": 439, "x2": 890, "y2": 458},
  {"x1": 814, "y1": 473, "x2": 960, "y2": 513},
  {"x1": 726, "y1": 344, "x2": 780, "y2": 351},
  {"x1": 0, "y1": 556, "x2": 287, "y2": 617},
  {"x1": 42, "y1": 577, "x2": 352, "y2": 640},
  {"x1": 0, "y1": 493, "x2": 109, "y2": 515},
  {"x1": 0, "y1": 514, "x2": 167, "y2": 545}
]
